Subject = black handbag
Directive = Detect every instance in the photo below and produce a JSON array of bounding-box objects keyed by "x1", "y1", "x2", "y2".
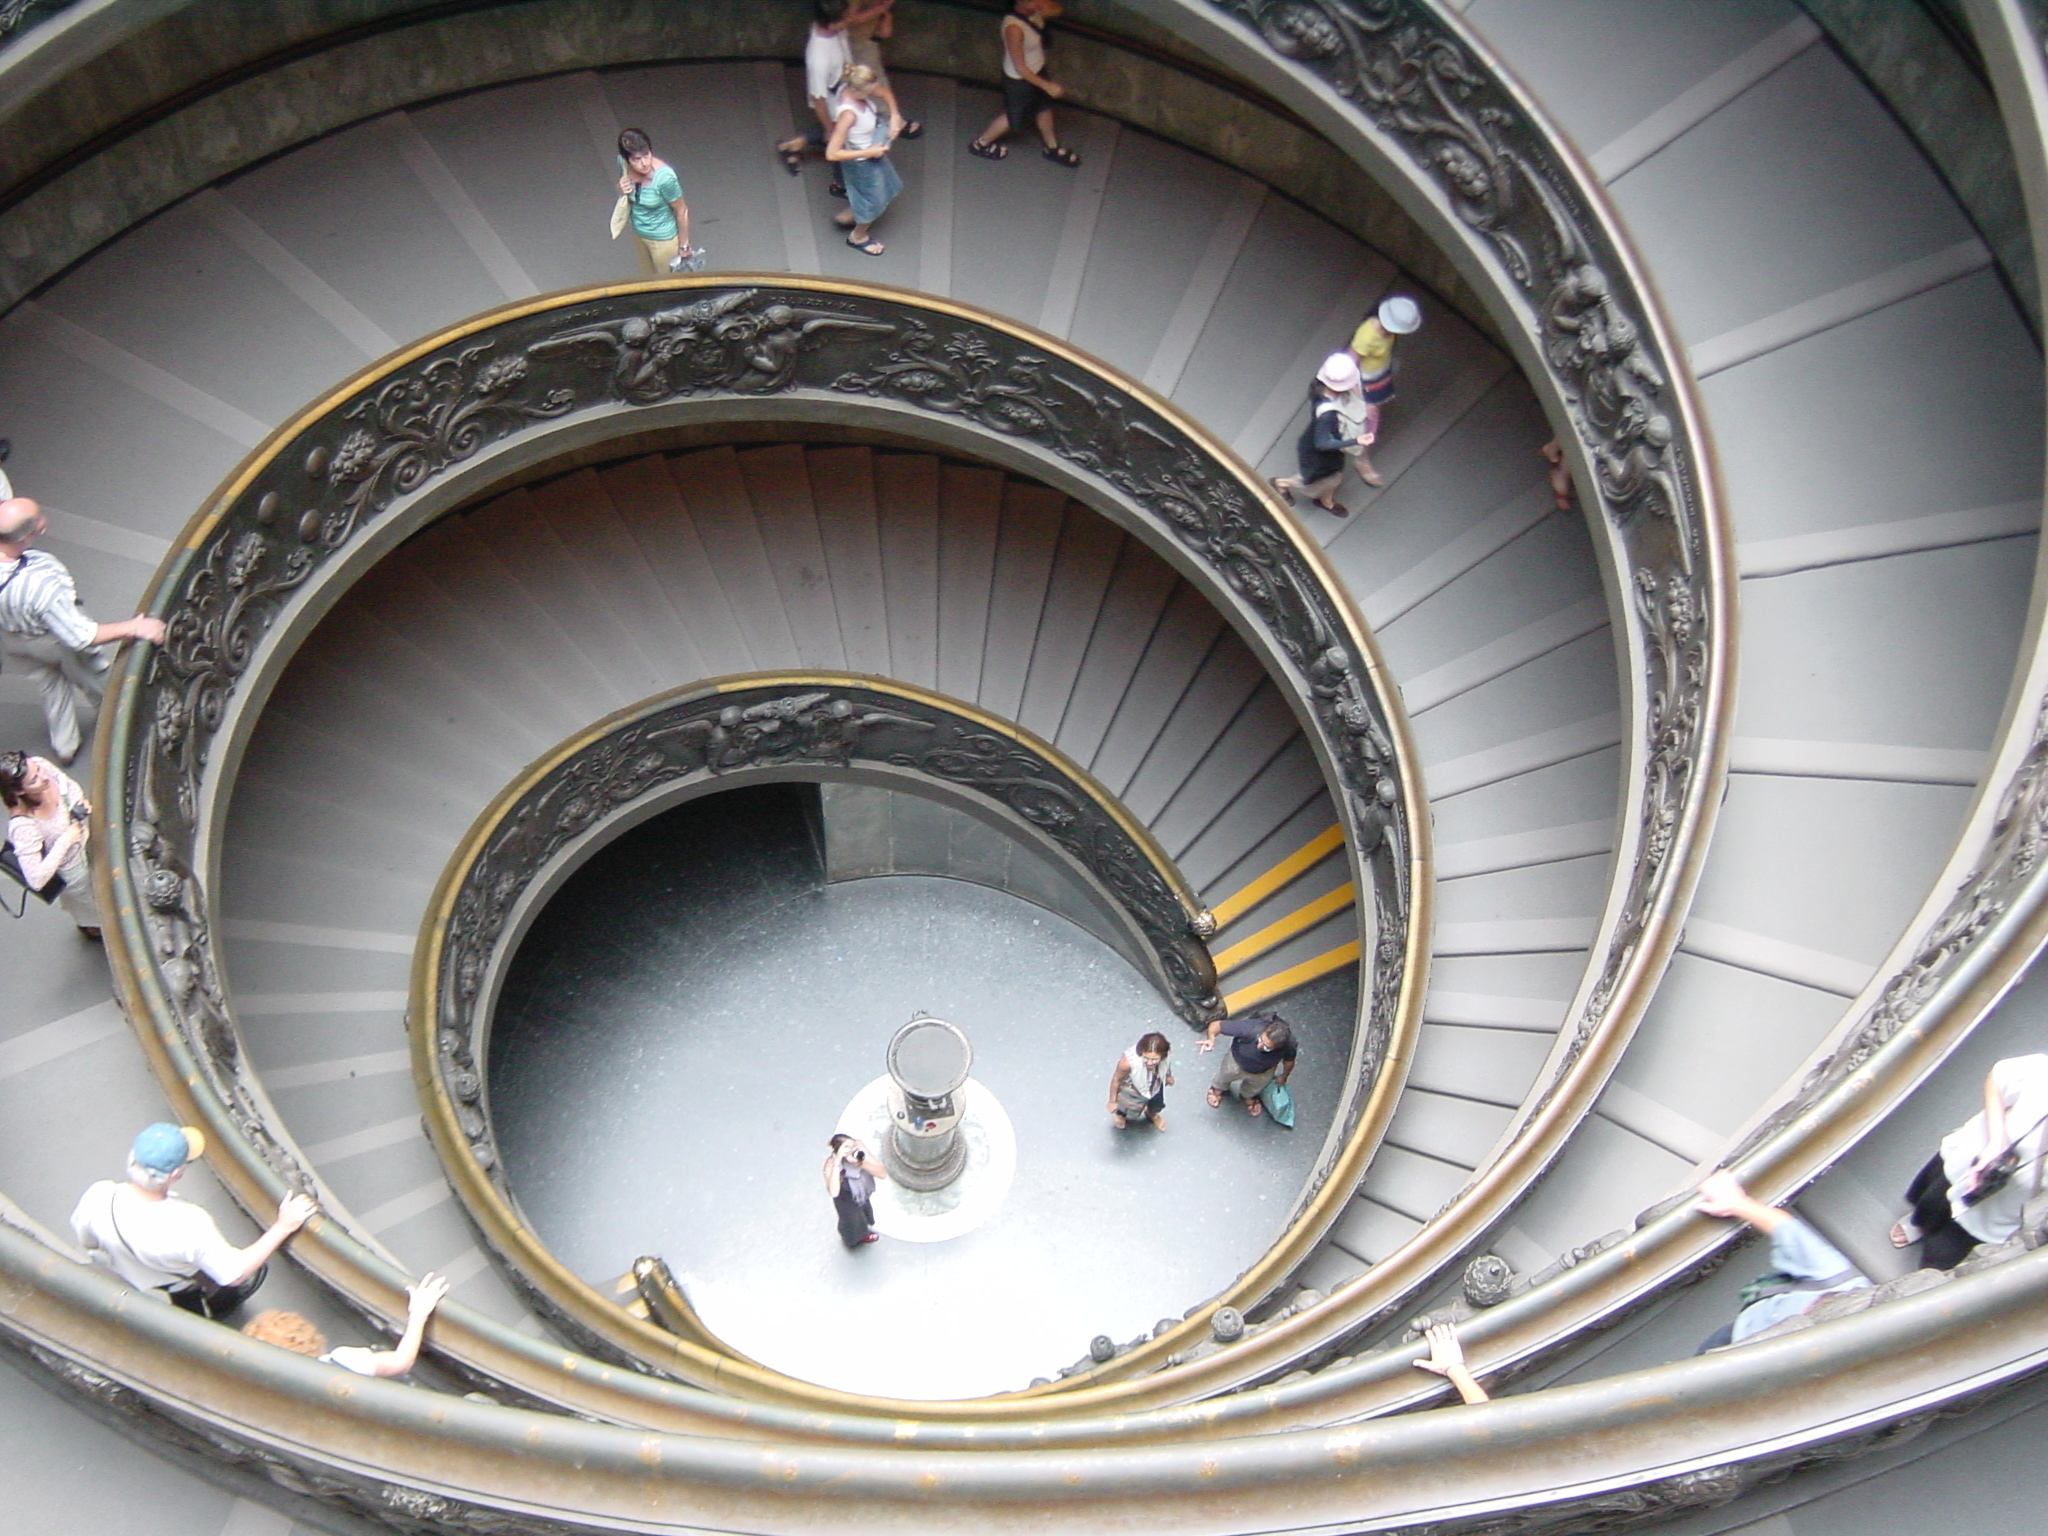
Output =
[{"x1": 1960, "y1": 1109, "x2": 2048, "y2": 1207}]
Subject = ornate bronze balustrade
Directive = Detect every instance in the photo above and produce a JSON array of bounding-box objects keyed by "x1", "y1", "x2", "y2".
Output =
[{"x1": 96, "y1": 275, "x2": 1430, "y2": 1415}]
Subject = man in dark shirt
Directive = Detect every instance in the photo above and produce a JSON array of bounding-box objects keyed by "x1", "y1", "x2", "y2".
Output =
[{"x1": 1200, "y1": 1012, "x2": 1296, "y2": 1118}]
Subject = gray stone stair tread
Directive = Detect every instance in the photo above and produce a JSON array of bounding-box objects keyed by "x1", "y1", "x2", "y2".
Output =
[
  {"x1": 1149, "y1": 681, "x2": 1301, "y2": 858},
  {"x1": 1355, "y1": 1142, "x2": 1477, "y2": 1227},
  {"x1": 1319, "y1": 367, "x2": 1553, "y2": 597},
  {"x1": 217, "y1": 937, "x2": 411, "y2": 998},
  {"x1": 1016, "y1": 506, "x2": 1124, "y2": 743},
  {"x1": 947, "y1": 87, "x2": 1099, "y2": 324},
  {"x1": 1049, "y1": 541, "x2": 1181, "y2": 767},
  {"x1": 1065, "y1": 129, "x2": 1260, "y2": 380},
  {"x1": 1321, "y1": 1194, "x2": 1422, "y2": 1268},
  {"x1": 1120, "y1": 639, "x2": 1266, "y2": 823},
  {"x1": 976, "y1": 479, "x2": 1068, "y2": 720},
  {"x1": 220, "y1": 840, "x2": 436, "y2": 938},
  {"x1": 933, "y1": 461, "x2": 1006, "y2": 703},
  {"x1": 737, "y1": 443, "x2": 852, "y2": 672},
  {"x1": 1690, "y1": 773, "x2": 1971, "y2": 972},
  {"x1": 1705, "y1": 271, "x2": 2042, "y2": 546},
  {"x1": 596, "y1": 455, "x2": 720, "y2": 681},
  {"x1": 1169, "y1": 195, "x2": 1394, "y2": 447},
  {"x1": 361, "y1": 550, "x2": 603, "y2": 733},
  {"x1": 219, "y1": 117, "x2": 512, "y2": 344},
  {"x1": 507, "y1": 473, "x2": 678, "y2": 698},
  {"x1": 1371, "y1": 507, "x2": 1606, "y2": 687},
  {"x1": 281, "y1": 592, "x2": 565, "y2": 760},
  {"x1": 1381, "y1": 1087, "x2": 1516, "y2": 1169},
  {"x1": 1410, "y1": 631, "x2": 1622, "y2": 769},
  {"x1": 1735, "y1": 541, "x2": 2032, "y2": 754},
  {"x1": 1192, "y1": 790, "x2": 1341, "y2": 904},
  {"x1": 1435, "y1": 854, "x2": 1614, "y2": 925},
  {"x1": 1505, "y1": 1114, "x2": 1696, "y2": 1258},
  {"x1": 1611, "y1": 953, "x2": 1853, "y2": 1148},
  {"x1": 610, "y1": 453, "x2": 754, "y2": 676},
  {"x1": 544, "y1": 468, "x2": 696, "y2": 694},
  {"x1": 32, "y1": 193, "x2": 374, "y2": 430},
  {"x1": 1177, "y1": 739, "x2": 1329, "y2": 899},
  {"x1": 873, "y1": 453, "x2": 943, "y2": 690},
  {"x1": 1410, "y1": 1023, "x2": 1557, "y2": 1112},
  {"x1": 1429, "y1": 749, "x2": 1625, "y2": 854},
  {"x1": 1460, "y1": 0, "x2": 1803, "y2": 160},
  {"x1": 0, "y1": 318, "x2": 243, "y2": 535},
  {"x1": 1607, "y1": 44, "x2": 1976, "y2": 346},
  {"x1": 668, "y1": 446, "x2": 803, "y2": 672},
  {"x1": 1088, "y1": 584, "x2": 1227, "y2": 793},
  {"x1": 456, "y1": 486, "x2": 654, "y2": 704},
  {"x1": 796, "y1": 445, "x2": 892, "y2": 676},
  {"x1": 405, "y1": 71, "x2": 638, "y2": 294},
  {"x1": 279, "y1": 1069, "x2": 423, "y2": 1155}
]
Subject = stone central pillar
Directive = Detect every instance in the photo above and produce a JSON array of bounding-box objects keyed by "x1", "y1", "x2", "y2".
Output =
[{"x1": 885, "y1": 1014, "x2": 973, "y2": 1191}]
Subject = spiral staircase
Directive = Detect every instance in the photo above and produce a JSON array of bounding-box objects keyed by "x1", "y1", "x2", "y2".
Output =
[{"x1": 3, "y1": 1, "x2": 2048, "y2": 1532}]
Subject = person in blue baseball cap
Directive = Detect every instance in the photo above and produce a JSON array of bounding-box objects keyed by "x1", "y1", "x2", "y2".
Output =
[{"x1": 70, "y1": 1122, "x2": 317, "y2": 1319}]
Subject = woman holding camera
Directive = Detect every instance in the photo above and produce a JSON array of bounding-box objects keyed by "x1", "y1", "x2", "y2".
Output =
[
  {"x1": 1893, "y1": 1054, "x2": 2048, "y2": 1268},
  {"x1": 823, "y1": 1133, "x2": 888, "y2": 1247},
  {"x1": 1, "y1": 747, "x2": 99, "y2": 936}
]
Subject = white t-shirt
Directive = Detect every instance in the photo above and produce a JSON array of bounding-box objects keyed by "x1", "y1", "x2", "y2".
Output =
[
  {"x1": 1941, "y1": 1053, "x2": 2048, "y2": 1243},
  {"x1": 322, "y1": 1346, "x2": 381, "y2": 1376},
  {"x1": 70, "y1": 1181, "x2": 245, "y2": 1291},
  {"x1": 1001, "y1": 14, "x2": 1046, "y2": 80},
  {"x1": 805, "y1": 25, "x2": 852, "y2": 103}
]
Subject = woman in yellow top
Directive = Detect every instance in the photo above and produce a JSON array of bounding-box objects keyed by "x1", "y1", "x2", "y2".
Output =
[{"x1": 1347, "y1": 294, "x2": 1423, "y2": 486}]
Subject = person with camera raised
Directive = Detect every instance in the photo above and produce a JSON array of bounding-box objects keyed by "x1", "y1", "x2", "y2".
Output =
[
  {"x1": 823, "y1": 1132, "x2": 888, "y2": 1247},
  {"x1": 1693, "y1": 1169, "x2": 1869, "y2": 1351},
  {"x1": 2, "y1": 746, "x2": 100, "y2": 936},
  {"x1": 1892, "y1": 1054, "x2": 2048, "y2": 1270}
]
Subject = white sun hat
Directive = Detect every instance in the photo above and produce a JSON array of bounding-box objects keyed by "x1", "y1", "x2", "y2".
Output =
[
  {"x1": 1315, "y1": 351, "x2": 1361, "y2": 391},
  {"x1": 1377, "y1": 295, "x2": 1423, "y2": 334}
]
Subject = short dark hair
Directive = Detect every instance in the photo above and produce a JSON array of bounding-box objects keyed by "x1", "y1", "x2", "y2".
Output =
[
  {"x1": 814, "y1": 0, "x2": 848, "y2": 21},
  {"x1": 0, "y1": 750, "x2": 28, "y2": 810},
  {"x1": 1136, "y1": 1032, "x2": 1172, "y2": 1058},
  {"x1": 828, "y1": 1133, "x2": 852, "y2": 1152},
  {"x1": 617, "y1": 127, "x2": 653, "y2": 160},
  {"x1": 1258, "y1": 1019, "x2": 1292, "y2": 1049}
]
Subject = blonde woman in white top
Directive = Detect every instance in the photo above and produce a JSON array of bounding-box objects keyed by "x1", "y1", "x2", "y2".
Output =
[{"x1": 969, "y1": 0, "x2": 1080, "y2": 166}]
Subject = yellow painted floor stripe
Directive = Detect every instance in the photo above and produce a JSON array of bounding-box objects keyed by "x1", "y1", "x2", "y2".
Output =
[
  {"x1": 1208, "y1": 824, "x2": 1345, "y2": 928},
  {"x1": 1222, "y1": 940, "x2": 1363, "y2": 1014},
  {"x1": 1213, "y1": 881, "x2": 1358, "y2": 976}
]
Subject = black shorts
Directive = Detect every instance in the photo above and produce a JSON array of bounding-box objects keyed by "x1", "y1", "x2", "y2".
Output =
[{"x1": 1004, "y1": 77, "x2": 1053, "y2": 127}]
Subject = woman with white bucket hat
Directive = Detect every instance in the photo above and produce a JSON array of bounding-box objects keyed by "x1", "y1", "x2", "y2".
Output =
[
  {"x1": 1270, "y1": 350, "x2": 1369, "y2": 515},
  {"x1": 1348, "y1": 293, "x2": 1424, "y2": 485}
]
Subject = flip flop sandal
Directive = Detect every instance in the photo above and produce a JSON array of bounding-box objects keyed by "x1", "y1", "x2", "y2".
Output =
[
  {"x1": 847, "y1": 234, "x2": 886, "y2": 256},
  {"x1": 1245, "y1": 1096, "x2": 1264, "y2": 1117},
  {"x1": 968, "y1": 138, "x2": 1008, "y2": 160},
  {"x1": 777, "y1": 146, "x2": 804, "y2": 176},
  {"x1": 1110, "y1": 1112, "x2": 1127, "y2": 1129},
  {"x1": 833, "y1": 211, "x2": 857, "y2": 229},
  {"x1": 1890, "y1": 1218, "x2": 1922, "y2": 1248},
  {"x1": 900, "y1": 120, "x2": 925, "y2": 140},
  {"x1": 1043, "y1": 144, "x2": 1081, "y2": 167},
  {"x1": 1207, "y1": 1088, "x2": 1223, "y2": 1108},
  {"x1": 829, "y1": 179, "x2": 846, "y2": 198}
]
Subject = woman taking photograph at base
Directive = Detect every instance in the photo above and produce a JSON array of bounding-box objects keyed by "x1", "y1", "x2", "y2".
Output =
[
  {"x1": 615, "y1": 127, "x2": 697, "y2": 276},
  {"x1": 1, "y1": 748, "x2": 99, "y2": 936},
  {"x1": 827, "y1": 64, "x2": 903, "y2": 256},
  {"x1": 1107, "y1": 1032, "x2": 1175, "y2": 1130}
]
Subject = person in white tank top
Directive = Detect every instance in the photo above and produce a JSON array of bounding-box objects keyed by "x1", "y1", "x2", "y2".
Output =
[
  {"x1": 826, "y1": 64, "x2": 904, "y2": 255},
  {"x1": 969, "y1": 0, "x2": 1081, "y2": 167}
]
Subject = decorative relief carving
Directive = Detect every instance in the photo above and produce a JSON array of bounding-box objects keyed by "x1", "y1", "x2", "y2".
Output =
[
  {"x1": 1205, "y1": 2, "x2": 1717, "y2": 1176},
  {"x1": 110, "y1": 282, "x2": 1408, "y2": 1277},
  {"x1": 435, "y1": 683, "x2": 1227, "y2": 1179}
]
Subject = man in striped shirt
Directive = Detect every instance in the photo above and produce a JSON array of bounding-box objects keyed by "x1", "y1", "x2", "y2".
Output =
[{"x1": 0, "y1": 498, "x2": 165, "y2": 765}]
